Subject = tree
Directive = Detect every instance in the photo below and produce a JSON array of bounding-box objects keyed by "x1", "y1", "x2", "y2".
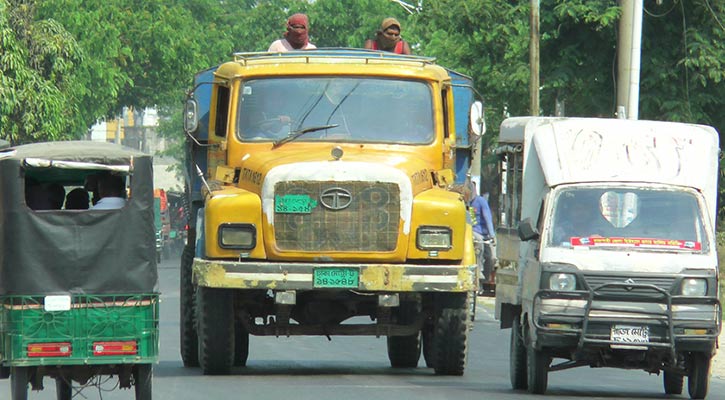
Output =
[{"x1": 0, "y1": 0, "x2": 84, "y2": 144}]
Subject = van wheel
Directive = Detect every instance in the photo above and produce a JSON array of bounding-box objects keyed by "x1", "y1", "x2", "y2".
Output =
[
  {"x1": 387, "y1": 301, "x2": 421, "y2": 368},
  {"x1": 197, "y1": 286, "x2": 234, "y2": 375},
  {"x1": 663, "y1": 371, "x2": 683, "y2": 395},
  {"x1": 133, "y1": 364, "x2": 153, "y2": 400},
  {"x1": 509, "y1": 315, "x2": 527, "y2": 390},
  {"x1": 688, "y1": 352, "x2": 711, "y2": 399},
  {"x1": 432, "y1": 294, "x2": 468, "y2": 375},
  {"x1": 55, "y1": 377, "x2": 72, "y2": 400},
  {"x1": 179, "y1": 244, "x2": 199, "y2": 367},
  {"x1": 11, "y1": 367, "x2": 29, "y2": 400},
  {"x1": 526, "y1": 344, "x2": 550, "y2": 394}
]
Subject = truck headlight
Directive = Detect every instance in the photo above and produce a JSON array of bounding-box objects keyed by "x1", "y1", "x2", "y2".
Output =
[
  {"x1": 681, "y1": 278, "x2": 707, "y2": 296},
  {"x1": 416, "y1": 226, "x2": 452, "y2": 250},
  {"x1": 218, "y1": 224, "x2": 256, "y2": 249},
  {"x1": 549, "y1": 273, "x2": 577, "y2": 291}
]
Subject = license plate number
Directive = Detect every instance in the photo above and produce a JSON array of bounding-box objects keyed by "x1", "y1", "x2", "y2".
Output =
[
  {"x1": 313, "y1": 268, "x2": 359, "y2": 288},
  {"x1": 275, "y1": 194, "x2": 317, "y2": 214},
  {"x1": 610, "y1": 325, "x2": 649, "y2": 344}
]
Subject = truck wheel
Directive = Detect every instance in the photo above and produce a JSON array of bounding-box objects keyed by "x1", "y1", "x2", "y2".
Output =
[
  {"x1": 526, "y1": 344, "x2": 550, "y2": 394},
  {"x1": 663, "y1": 371, "x2": 683, "y2": 395},
  {"x1": 55, "y1": 377, "x2": 72, "y2": 400},
  {"x1": 688, "y1": 352, "x2": 711, "y2": 399},
  {"x1": 234, "y1": 319, "x2": 250, "y2": 367},
  {"x1": 387, "y1": 301, "x2": 421, "y2": 368},
  {"x1": 432, "y1": 307, "x2": 468, "y2": 375},
  {"x1": 179, "y1": 244, "x2": 199, "y2": 367},
  {"x1": 196, "y1": 286, "x2": 234, "y2": 375},
  {"x1": 422, "y1": 324, "x2": 434, "y2": 368},
  {"x1": 133, "y1": 364, "x2": 153, "y2": 400},
  {"x1": 10, "y1": 367, "x2": 29, "y2": 400},
  {"x1": 509, "y1": 315, "x2": 527, "y2": 390}
]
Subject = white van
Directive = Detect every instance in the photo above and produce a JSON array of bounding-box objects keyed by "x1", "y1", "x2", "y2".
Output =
[{"x1": 494, "y1": 117, "x2": 721, "y2": 399}]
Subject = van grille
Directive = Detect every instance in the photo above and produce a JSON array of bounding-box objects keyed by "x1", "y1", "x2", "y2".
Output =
[
  {"x1": 583, "y1": 274, "x2": 675, "y2": 294},
  {"x1": 273, "y1": 181, "x2": 400, "y2": 252}
]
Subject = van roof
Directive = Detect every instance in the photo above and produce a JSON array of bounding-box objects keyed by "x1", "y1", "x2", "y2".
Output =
[
  {"x1": 500, "y1": 116, "x2": 720, "y2": 224},
  {"x1": 0, "y1": 140, "x2": 148, "y2": 165}
]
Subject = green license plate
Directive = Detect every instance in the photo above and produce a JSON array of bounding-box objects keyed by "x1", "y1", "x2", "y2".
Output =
[
  {"x1": 313, "y1": 268, "x2": 359, "y2": 288},
  {"x1": 275, "y1": 194, "x2": 318, "y2": 214}
]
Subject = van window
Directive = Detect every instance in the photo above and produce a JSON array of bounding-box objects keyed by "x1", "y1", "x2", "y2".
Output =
[
  {"x1": 24, "y1": 168, "x2": 130, "y2": 211},
  {"x1": 549, "y1": 188, "x2": 708, "y2": 252}
]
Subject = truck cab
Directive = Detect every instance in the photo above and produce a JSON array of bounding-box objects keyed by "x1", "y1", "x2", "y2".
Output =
[
  {"x1": 495, "y1": 116, "x2": 721, "y2": 398},
  {"x1": 180, "y1": 50, "x2": 484, "y2": 376}
]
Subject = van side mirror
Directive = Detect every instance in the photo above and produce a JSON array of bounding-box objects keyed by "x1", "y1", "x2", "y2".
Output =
[
  {"x1": 469, "y1": 101, "x2": 485, "y2": 136},
  {"x1": 183, "y1": 98, "x2": 199, "y2": 135},
  {"x1": 517, "y1": 218, "x2": 540, "y2": 241}
]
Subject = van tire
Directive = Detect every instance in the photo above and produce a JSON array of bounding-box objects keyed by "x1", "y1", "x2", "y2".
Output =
[
  {"x1": 196, "y1": 286, "x2": 234, "y2": 375},
  {"x1": 509, "y1": 315, "x2": 527, "y2": 390},
  {"x1": 663, "y1": 371, "x2": 683, "y2": 395},
  {"x1": 688, "y1": 352, "x2": 711, "y2": 399},
  {"x1": 432, "y1": 306, "x2": 468, "y2": 375},
  {"x1": 179, "y1": 245, "x2": 199, "y2": 367},
  {"x1": 526, "y1": 344, "x2": 550, "y2": 394}
]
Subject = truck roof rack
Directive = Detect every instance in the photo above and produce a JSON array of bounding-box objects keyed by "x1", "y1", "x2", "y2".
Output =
[{"x1": 232, "y1": 48, "x2": 437, "y2": 67}]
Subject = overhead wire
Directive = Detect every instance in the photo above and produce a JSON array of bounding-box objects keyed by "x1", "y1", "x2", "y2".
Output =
[{"x1": 643, "y1": 0, "x2": 679, "y2": 18}]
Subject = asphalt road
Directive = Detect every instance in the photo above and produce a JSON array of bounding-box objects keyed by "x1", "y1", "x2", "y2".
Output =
[{"x1": 3, "y1": 255, "x2": 725, "y2": 399}]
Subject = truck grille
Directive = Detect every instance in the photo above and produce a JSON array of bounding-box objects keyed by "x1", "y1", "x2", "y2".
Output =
[{"x1": 273, "y1": 181, "x2": 400, "y2": 252}]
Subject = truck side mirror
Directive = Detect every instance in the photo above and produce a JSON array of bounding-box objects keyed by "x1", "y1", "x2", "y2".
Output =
[
  {"x1": 517, "y1": 218, "x2": 540, "y2": 241},
  {"x1": 469, "y1": 101, "x2": 485, "y2": 136},
  {"x1": 183, "y1": 98, "x2": 199, "y2": 135}
]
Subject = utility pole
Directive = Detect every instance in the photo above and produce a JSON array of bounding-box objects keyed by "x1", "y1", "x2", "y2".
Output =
[
  {"x1": 530, "y1": 0, "x2": 540, "y2": 116},
  {"x1": 616, "y1": 0, "x2": 643, "y2": 120}
]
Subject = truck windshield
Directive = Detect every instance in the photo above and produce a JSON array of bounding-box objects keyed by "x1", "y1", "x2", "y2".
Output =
[
  {"x1": 236, "y1": 77, "x2": 434, "y2": 144},
  {"x1": 549, "y1": 187, "x2": 709, "y2": 252}
]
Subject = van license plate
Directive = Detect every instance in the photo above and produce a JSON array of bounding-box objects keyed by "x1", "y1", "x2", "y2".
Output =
[
  {"x1": 313, "y1": 268, "x2": 359, "y2": 288},
  {"x1": 611, "y1": 325, "x2": 649, "y2": 345}
]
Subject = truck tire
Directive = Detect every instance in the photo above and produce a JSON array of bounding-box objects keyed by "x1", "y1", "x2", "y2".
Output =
[
  {"x1": 509, "y1": 315, "x2": 527, "y2": 390},
  {"x1": 422, "y1": 323, "x2": 435, "y2": 368},
  {"x1": 234, "y1": 319, "x2": 250, "y2": 367},
  {"x1": 133, "y1": 364, "x2": 153, "y2": 400},
  {"x1": 55, "y1": 377, "x2": 72, "y2": 400},
  {"x1": 432, "y1": 306, "x2": 468, "y2": 376},
  {"x1": 179, "y1": 244, "x2": 199, "y2": 367},
  {"x1": 688, "y1": 352, "x2": 711, "y2": 399},
  {"x1": 663, "y1": 371, "x2": 683, "y2": 395},
  {"x1": 196, "y1": 286, "x2": 234, "y2": 375},
  {"x1": 10, "y1": 367, "x2": 28, "y2": 400},
  {"x1": 387, "y1": 301, "x2": 421, "y2": 368},
  {"x1": 526, "y1": 344, "x2": 550, "y2": 394}
]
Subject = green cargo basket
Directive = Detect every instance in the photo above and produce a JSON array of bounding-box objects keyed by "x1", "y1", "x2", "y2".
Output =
[{"x1": 0, "y1": 294, "x2": 159, "y2": 366}]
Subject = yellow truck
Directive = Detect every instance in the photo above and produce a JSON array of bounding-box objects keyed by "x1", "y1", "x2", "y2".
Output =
[{"x1": 180, "y1": 49, "x2": 484, "y2": 376}]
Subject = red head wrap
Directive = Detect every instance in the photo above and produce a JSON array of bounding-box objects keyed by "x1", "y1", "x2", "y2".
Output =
[{"x1": 285, "y1": 13, "x2": 310, "y2": 49}]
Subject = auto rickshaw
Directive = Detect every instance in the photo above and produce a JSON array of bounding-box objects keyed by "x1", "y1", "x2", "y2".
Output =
[{"x1": 0, "y1": 141, "x2": 159, "y2": 399}]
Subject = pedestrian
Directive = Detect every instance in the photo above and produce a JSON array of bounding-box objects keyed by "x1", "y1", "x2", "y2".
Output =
[
  {"x1": 464, "y1": 181, "x2": 496, "y2": 293},
  {"x1": 364, "y1": 17, "x2": 412, "y2": 55},
  {"x1": 268, "y1": 13, "x2": 317, "y2": 52}
]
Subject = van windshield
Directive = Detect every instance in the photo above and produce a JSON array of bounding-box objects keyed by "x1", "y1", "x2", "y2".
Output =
[
  {"x1": 549, "y1": 188, "x2": 709, "y2": 252},
  {"x1": 236, "y1": 77, "x2": 434, "y2": 144}
]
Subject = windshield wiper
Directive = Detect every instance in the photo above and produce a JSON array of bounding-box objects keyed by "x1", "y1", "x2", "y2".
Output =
[{"x1": 272, "y1": 124, "x2": 339, "y2": 149}]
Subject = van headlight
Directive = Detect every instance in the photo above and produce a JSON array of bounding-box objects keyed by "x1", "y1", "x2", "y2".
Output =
[
  {"x1": 416, "y1": 226, "x2": 452, "y2": 250},
  {"x1": 681, "y1": 278, "x2": 707, "y2": 296},
  {"x1": 549, "y1": 273, "x2": 577, "y2": 291},
  {"x1": 218, "y1": 224, "x2": 256, "y2": 249}
]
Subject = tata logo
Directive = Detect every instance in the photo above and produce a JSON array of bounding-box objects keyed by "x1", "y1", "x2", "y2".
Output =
[{"x1": 320, "y1": 188, "x2": 352, "y2": 211}]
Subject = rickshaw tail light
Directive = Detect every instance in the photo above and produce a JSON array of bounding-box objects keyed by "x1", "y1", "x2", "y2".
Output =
[
  {"x1": 93, "y1": 341, "x2": 138, "y2": 356},
  {"x1": 27, "y1": 342, "x2": 72, "y2": 357}
]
